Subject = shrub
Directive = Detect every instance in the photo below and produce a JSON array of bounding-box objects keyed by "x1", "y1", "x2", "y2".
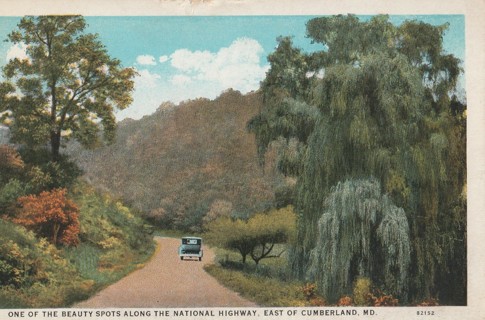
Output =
[
  {"x1": 302, "y1": 283, "x2": 326, "y2": 306},
  {"x1": 18, "y1": 148, "x2": 82, "y2": 191},
  {"x1": 0, "y1": 183, "x2": 155, "y2": 308},
  {"x1": 0, "y1": 219, "x2": 87, "y2": 308},
  {"x1": 206, "y1": 206, "x2": 296, "y2": 264},
  {"x1": 0, "y1": 145, "x2": 24, "y2": 184},
  {"x1": 416, "y1": 297, "x2": 439, "y2": 306},
  {"x1": 368, "y1": 289, "x2": 399, "y2": 306},
  {"x1": 353, "y1": 277, "x2": 372, "y2": 306},
  {"x1": 0, "y1": 179, "x2": 27, "y2": 213},
  {"x1": 14, "y1": 188, "x2": 80, "y2": 246},
  {"x1": 337, "y1": 296, "x2": 353, "y2": 306}
]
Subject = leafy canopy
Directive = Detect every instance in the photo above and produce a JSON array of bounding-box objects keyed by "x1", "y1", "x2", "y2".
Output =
[
  {"x1": 206, "y1": 206, "x2": 296, "y2": 264},
  {"x1": 250, "y1": 15, "x2": 466, "y2": 304},
  {"x1": 0, "y1": 16, "x2": 136, "y2": 160}
]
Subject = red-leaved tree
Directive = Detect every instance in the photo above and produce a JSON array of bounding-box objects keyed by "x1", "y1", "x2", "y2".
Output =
[{"x1": 14, "y1": 188, "x2": 80, "y2": 246}]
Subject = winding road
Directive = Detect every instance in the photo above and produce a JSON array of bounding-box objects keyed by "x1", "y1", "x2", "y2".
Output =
[{"x1": 75, "y1": 237, "x2": 257, "y2": 308}]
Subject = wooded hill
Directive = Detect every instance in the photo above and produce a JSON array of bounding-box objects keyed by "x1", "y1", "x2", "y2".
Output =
[{"x1": 67, "y1": 89, "x2": 285, "y2": 231}]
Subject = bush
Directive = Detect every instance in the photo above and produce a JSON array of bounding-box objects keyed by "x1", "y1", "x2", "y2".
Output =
[
  {"x1": 353, "y1": 277, "x2": 372, "y2": 306},
  {"x1": 367, "y1": 288, "x2": 399, "y2": 306},
  {"x1": 18, "y1": 148, "x2": 82, "y2": 191},
  {"x1": 0, "y1": 179, "x2": 27, "y2": 213},
  {"x1": 72, "y1": 183, "x2": 153, "y2": 253},
  {"x1": 1, "y1": 182, "x2": 155, "y2": 308},
  {"x1": 14, "y1": 188, "x2": 80, "y2": 246},
  {"x1": 302, "y1": 283, "x2": 326, "y2": 306},
  {"x1": 206, "y1": 206, "x2": 296, "y2": 264},
  {"x1": 66, "y1": 182, "x2": 155, "y2": 281},
  {"x1": 0, "y1": 219, "x2": 87, "y2": 308},
  {"x1": 337, "y1": 296, "x2": 353, "y2": 306}
]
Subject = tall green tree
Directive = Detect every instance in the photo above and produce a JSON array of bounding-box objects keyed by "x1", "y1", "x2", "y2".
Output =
[
  {"x1": 247, "y1": 37, "x2": 318, "y2": 176},
  {"x1": 0, "y1": 16, "x2": 136, "y2": 161},
  {"x1": 250, "y1": 15, "x2": 466, "y2": 304}
]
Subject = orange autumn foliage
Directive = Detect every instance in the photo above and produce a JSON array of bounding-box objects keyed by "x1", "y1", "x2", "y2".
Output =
[
  {"x1": 14, "y1": 188, "x2": 80, "y2": 246},
  {"x1": 337, "y1": 296, "x2": 353, "y2": 306},
  {"x1": 0, "y1": 145, "x2": 24, "y2": 183}
]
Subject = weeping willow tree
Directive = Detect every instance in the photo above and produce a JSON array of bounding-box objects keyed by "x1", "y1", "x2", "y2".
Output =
[
  {"x1": 249, "y1": 15, "x2": 466, "y2": 304},
  {"x1": 307, "y1": 179, "x2": 410, "y2": 302},
  {"x1": 291, "y1": 49, "x2": 425, "y2": 303}
]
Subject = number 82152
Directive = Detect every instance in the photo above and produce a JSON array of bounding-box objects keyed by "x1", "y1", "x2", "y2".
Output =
[{"x1": 417, "y1": 310, "x2": 435, "y2": 316}]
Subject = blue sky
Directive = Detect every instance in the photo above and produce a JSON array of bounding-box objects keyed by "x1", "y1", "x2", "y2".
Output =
[{"x1": 0, "y1": 15, "x2": 465, "y2": 121}]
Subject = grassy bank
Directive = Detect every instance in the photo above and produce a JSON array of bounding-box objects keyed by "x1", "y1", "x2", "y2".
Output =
[
  {"x1": 205, "y1": 247, "x2": 418, "y2": 307},
  {"x1": 0, "y1": 182, "x2": 155, "y2": 308},
  {"x1": 203, "y1": 248, "x2": 315, "y2": 307}
]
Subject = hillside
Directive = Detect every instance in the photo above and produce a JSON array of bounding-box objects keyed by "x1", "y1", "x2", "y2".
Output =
[
  {"x1": 0, "y1": 182, "x2": 154, "y2": 308},
  {"x1": 67, "y1": 90, "x2": 284, "y2": 230}
]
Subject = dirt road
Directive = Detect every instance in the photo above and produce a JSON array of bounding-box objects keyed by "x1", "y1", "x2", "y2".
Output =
[{"x1": 75, "y1": 237, "x2": 257, "y2": 308}]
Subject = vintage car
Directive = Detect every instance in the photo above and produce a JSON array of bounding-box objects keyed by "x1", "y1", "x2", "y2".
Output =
[{"x1": 178, "y1": 236, "x2": 203, "y2": 261}]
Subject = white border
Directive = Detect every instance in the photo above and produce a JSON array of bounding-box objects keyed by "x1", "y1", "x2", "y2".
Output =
[{"x1": 0, "y1": 0, "x2": 483, "y2": 319}]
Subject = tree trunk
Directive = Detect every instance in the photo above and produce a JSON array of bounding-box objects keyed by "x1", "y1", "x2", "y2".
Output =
[
  {"x1": 50, "y1": 130, "x2": 61, "y2": 162},
  {"x1": 50, "y1": 74, "x2": 60, "y2": 162},
  {"x1": 52, "y1": 222, "x2": 61, "y2": 245}
]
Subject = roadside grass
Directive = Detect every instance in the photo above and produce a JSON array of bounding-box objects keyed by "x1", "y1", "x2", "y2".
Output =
[
  {"x1": 63, "y1": 241, "x2": 155, "y2": 298},
  {"x1": 204, "y1": 247, "x2": 309, "y2": 307},
  {"x1": 0, "y1": 219, "x2": 92, "y2": 308},
  {"x1": 63, "y1": 183, "x2": 156, "y2": 305},
  {"x1": 0, "y1": 182, "x2": 155, "y2": 308}
]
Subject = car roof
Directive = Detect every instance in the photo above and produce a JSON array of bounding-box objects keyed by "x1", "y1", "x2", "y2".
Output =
[{"x1": 181, "y1": 236, "x2": 202, "y2": 240}]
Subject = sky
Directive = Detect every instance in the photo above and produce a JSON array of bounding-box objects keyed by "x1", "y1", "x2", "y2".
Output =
[{"x1": 0, "y1": 15, "x2": 465, "y2": 121}]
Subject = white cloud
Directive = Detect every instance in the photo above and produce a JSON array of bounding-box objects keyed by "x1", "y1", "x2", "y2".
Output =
[
  {"x1": 136, "y1": 55, "x2": 157, "y2": 65},
  {"x1": 6, "y1": 43, "x2": 29, "y2": 62},
  {"x1": 135, "y1": 69, "x2": 161, "y2": 88},
  {"x1": 117, "y1": 38, "x2": 268, "y2": 121},
  {"x1": 169, "y1": 38, "x2": 267, "y2": 94},
  {"x1": 116, "y1": 69, "x2": 164, "y2": 120},
  {"x1": 170, "y1": 49, "x2": 213, "y2": 73},
  {"x1": 170, "y1": 74, "x2": 192, "y2": 86}
]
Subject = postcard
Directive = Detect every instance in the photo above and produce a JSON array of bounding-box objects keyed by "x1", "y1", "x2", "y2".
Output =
[{"x1": 0, "y1": 0, "x2": 483, "y2": 319}]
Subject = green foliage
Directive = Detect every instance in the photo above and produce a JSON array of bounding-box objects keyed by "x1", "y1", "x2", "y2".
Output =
[
  {"x1": 0, "y1": 145, "x2": 82, "y2": 219},
  {"x1": 0, "y1": 15, "x2": 136, "y2": 160},
  {"x1": 67, "y1": 182, "x2": 155, "y2": 291},
  {"x1": 204, "y1": 264, "x2": 306, "y2": 307},
  {"x1": 274, "y1": 181, "x2": 296, "y2": 208},
  {"x1": 306, "y1": 179, "x2": 410, "y2": 302},
  {"x1": 353, "y1": 277, "x2": 372, "y2": 306},
  {"x1": 0, "y1": 182, "x2": 154, "y2": 307},
  {"x1": 206, "y1": 206, "x2": 296, "y2": 264},
  {"x1": 0, "y1": 179, "x2": 27, "y2": 213},
  {"x1": 71, "y1": 182, "x2": 154, "y2": 254},
  {"x1": 247, "y1": 37, "x2": 318, "y2": 172},
  {"x1": 250, "y1": 14, "x2": 466, "y2": 304},
  {"x1": 0, "y1": 146, "x2": 28, "y2": 212},
  {"x1": 0, "y1": 219, "x2": 89, "y2": 307},
  {"x1": 19, "y1": 148, "x2": 83, "y2": 191}
]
